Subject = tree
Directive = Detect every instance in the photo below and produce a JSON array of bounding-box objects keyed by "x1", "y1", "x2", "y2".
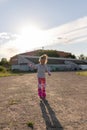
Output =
[
  {"x1": 0, "y1": 58, "x2": 8, "y2": 64},
  {"x1": 78, "y1": 54, "x2": 86, "y2": 60},
  {"x1": 65, "y1": 54, "x2": 76, "y2": 59},
  {"x1": 36, "y1": 49, "x2": 59, "y2": 57},
  {"x1": 0, "y1": 58, "x2": 10, "y2": 67}
]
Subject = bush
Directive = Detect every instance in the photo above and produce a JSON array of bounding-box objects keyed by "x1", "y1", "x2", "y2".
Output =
[{"x1": 0, "y1": 66, "x2": 7, "y2": 73}]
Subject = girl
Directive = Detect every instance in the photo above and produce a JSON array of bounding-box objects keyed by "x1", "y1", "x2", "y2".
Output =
[{"x1": 30, "y1": 54, "x2": 51, "y2": 99}]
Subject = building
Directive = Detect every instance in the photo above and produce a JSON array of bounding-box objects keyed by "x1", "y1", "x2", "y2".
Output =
[{"x1": 10, "y1": 54, "x2": 87, "y2": 72}]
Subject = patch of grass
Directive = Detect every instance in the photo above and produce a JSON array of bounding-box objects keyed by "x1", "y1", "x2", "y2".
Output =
[
  {"x1": 8, "y1": 99, "x2": 21, "y2": 105},
  {"x1": 76, "y1": 71, "x2": 87, "y2": 76},
  {"x1": 0, "y1": 71, "x2": 22, "y2": 77},
  {"x1": 27, "y1": 122, "x2": 34, "y2": 129}
]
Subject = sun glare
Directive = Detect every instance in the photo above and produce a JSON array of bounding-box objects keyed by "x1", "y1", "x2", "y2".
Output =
[
  {"x1": 16, "y1": 24, "x2": 52, "y2": 52},
  {"x1": 19, "y1": 25, "x2": 44, "y2": 48}
]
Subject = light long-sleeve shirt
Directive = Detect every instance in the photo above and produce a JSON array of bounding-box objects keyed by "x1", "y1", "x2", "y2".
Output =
[
  {"x1": 36, "y1": 64, "x2": 49, "y2": 78},
  {"x1": 35, "y1": 64, "x2": 50, "y2": 78},
  {"x1": 29, "y1": 63, "x2": 51, "y2": 78}
]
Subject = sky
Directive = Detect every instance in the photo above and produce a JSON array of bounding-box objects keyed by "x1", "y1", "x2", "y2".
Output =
[{"x1": 0, "y1": 0, "x2": 87, "y2": 60}]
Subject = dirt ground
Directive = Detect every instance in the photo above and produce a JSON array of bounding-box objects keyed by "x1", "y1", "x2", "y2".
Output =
[{"x1": 0, "y1": 72, "x2": 87, "y2": 130}]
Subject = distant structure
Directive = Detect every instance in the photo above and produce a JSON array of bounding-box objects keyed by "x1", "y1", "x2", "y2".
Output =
[{"x1": 10, "y1": 50, "x2": 87, "y2": 71}]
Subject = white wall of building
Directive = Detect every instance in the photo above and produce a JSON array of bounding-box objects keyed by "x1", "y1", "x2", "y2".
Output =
[{"x1": 79, "y1": 65, "x2": 87, "y2": 70}]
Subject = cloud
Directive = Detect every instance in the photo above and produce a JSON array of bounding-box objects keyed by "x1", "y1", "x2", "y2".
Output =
[
  {"x1": 0, "y1": 16, "x2": 87, "y2": 59},
  {"x1": 0, "y1": 32, "x2": 19, "y2": 59},
  {"x1": 48, "y1": 16, "x2": 87, "y2": 44},
  {"x1": 0, "y1": 32, "x2": 18, "y2": 45},
  {"x1": 0, "y1": 45, "x2": 18, "y2": 60}
]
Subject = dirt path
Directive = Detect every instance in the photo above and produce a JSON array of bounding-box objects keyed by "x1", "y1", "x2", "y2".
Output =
[{"x1": 0, "y1": 72, "x2": 87, "y2": 130}]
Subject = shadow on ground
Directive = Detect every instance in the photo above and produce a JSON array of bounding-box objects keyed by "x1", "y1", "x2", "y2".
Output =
[{"x1": 40, "y1": 99, "x2": 63, "y2": 130}]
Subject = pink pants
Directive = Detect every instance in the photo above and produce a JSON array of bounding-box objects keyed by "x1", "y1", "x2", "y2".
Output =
[{"x1": 38, "y1": 78, "x2": 46, "y2": 98}]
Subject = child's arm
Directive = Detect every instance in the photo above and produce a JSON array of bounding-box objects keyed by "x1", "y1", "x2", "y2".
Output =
[
  {"x1": 48, "y1": 71, "x2": 51, "y2": 76},
  {"x1": 45, "y1": 65, "x2": 51, "y2": 76}
]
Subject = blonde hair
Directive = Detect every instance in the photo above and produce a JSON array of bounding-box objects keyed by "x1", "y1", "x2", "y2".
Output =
[{"x1": 39, "y1": 54, "x2": 48, "y2": 64}]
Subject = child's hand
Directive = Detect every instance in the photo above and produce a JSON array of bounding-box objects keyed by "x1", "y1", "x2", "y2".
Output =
[
  {"x1": 28, "y1": 63, "x2": 36, "y2": 69},
  {"x1": 28, "y1": 63, "x2": 32, "y2": 67},
  {"x1": 48, "y1": 72, "x2": 51, "y2": 76}
]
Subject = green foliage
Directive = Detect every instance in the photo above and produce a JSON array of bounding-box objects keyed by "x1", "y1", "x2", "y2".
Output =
[
  {"x1": 65, "y1": 54, "x2": 76, "y2": 59},
  {"x1": 0, "y1": 58, "x2": 11, "y2": 66},
  {"x1": 36, "y1": 49, "x2": 59, "y2": 57},
  {"x1": 0, "y1": 58, "x2": 8, "y2": 65},
  {"x1": 0, "y1": 66, "x2": 7, "y2": 72},
  {"x1": 27, "y1": 122, "x2": 34, "y2": 129},
  {"x1": 35, "y1": 49, "x2": 77, "y2": 58},
  {"x1": 0, "y1": 58, "x2": 11, "y2": 74},
  {"x1": 78, "y1": 54, "x2": 87, "y2": 60}
]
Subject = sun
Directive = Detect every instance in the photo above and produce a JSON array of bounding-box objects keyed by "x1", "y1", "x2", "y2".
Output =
[
  {"x1": 16, "y1": 24, "x2": 51, "y2": 52},
  {"x1": 19, "y1": 25, "x2": 44, "y2": 49}
]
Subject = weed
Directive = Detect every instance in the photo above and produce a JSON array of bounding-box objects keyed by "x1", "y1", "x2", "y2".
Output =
[
  {"x1": 8, "y1": 99, "x2": 20, "y2": 105},
  {"x1": 27, "y1": 122, "x2": 34, "y2": 129}
]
